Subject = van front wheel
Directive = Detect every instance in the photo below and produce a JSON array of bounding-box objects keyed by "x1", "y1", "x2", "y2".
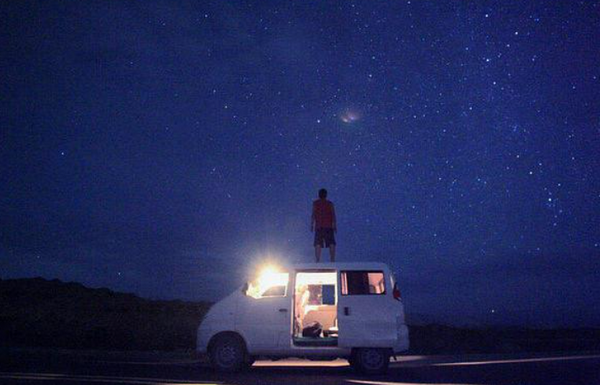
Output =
[
  {"x1": 209, "y1": 335, "x2": 247, "y2": 372},
  {"x1": 351, "y1": 348, "x2": 390, "y2": 375}
]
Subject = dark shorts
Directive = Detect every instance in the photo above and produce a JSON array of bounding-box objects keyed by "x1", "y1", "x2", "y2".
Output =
[{"x1": 314, "y1": 228, "x2": 336, "y2": 248}]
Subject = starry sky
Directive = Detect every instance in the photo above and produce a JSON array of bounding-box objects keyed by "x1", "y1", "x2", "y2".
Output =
[{"x1": 2, "y1": 1, "x2": 599, "y2": 327}]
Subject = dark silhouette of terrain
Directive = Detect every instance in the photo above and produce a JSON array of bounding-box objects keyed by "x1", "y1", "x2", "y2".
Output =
[
  {"x1": 0, "y1": 277, "x2": 211, "y2": 351},
  {"x1": 1, "y1": 277, "x2": 598, "y2": 354}
]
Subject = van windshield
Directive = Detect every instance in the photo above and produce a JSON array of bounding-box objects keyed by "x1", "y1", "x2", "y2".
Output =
[{"x1": 246, "y1": 271, "x2": 289, "y2": 299}]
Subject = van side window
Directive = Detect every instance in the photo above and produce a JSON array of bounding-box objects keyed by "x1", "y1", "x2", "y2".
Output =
[{"x1": 341, "y1": 271, "x2": 386, "y2": 295}]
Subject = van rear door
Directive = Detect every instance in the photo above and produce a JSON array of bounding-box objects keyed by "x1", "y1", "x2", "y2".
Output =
[{"x1": 337, "y1": 269, "x2": 397, "y2": 348}]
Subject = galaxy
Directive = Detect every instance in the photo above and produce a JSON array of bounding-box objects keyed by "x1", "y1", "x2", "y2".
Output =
[
  {"x1": 340, "y1": 109, "x2": 361, "y2": 124},
  {"x1": 1, "y1": 0, "x2": 599, "y2": 327}
]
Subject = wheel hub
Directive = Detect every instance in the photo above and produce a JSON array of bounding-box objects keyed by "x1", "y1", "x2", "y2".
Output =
[{"x1": 218, "y1": 344, "x2": 238, "y2": 365}]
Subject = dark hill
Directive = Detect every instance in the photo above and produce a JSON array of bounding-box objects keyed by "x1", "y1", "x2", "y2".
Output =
[{"x1": 0, "y1": 277, "x2": 211, "y2": 351}]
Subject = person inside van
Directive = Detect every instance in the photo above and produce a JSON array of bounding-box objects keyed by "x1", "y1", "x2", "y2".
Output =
[
  {"x1": 294, "y1": 284, "x2": 310, "y2": 335},
  {"x1": 310, "y1": 188, "x2": 337, "y2": 262}
]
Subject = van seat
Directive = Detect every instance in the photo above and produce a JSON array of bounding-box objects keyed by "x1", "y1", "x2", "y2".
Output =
[{"x1": 303, "y1": 306, "x2": 336, "y2": 331}]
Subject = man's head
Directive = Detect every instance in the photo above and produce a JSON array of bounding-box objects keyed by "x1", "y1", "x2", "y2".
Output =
[{"x1": 318, "y1": 188, "x2": 327, "y2": 199}]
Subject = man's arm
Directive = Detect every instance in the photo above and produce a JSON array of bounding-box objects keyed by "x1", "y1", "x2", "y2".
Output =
[{"x1": 331, "y1": 203, "x2": 337, "y2": 232}]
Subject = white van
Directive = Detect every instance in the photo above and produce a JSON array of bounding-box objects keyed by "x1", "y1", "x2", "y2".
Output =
[{"x1": 196, "y1": 262, "x2": 409, "y2": 374}]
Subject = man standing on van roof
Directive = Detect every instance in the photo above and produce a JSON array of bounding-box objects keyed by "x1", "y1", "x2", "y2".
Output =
[{"x1": 311, "y1": 188, "x2": 336, "y2": 263}]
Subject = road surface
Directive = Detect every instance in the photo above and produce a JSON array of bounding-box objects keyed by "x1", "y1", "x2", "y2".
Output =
[{"x1": 0, "y1": 349, "x2": 599, "y2": 385}]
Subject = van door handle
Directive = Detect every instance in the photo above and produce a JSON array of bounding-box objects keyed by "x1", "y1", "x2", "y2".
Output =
[
  {"x1": 344, "y1": 307, "x2": 350, "y2": 316},
  {"x1": 278, "y1": 308, "x2": 287, "y2": 313}
]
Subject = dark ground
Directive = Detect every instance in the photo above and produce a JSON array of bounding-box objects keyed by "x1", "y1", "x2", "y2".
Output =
[{"x1": 0, "y1": 348, "x2": 599, "y2": 385}]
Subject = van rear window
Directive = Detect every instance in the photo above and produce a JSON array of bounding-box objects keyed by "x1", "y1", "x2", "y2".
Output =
[{"x1": 341, "y1": 271, "x2": 386, "y2": 295}]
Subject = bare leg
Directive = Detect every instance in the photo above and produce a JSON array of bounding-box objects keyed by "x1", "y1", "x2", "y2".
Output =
[
  {"x1": 329, "y1": 244, "x2": 336, "y2": 262},
  {"x1": 315, "y1": 245, "x2": 322, "y2": 262}
]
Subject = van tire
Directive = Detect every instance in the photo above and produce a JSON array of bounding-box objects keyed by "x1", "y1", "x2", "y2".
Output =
[
  {"x1": 350, "y1": 348, "x2": 390, "y2": 375},
  {"x1": 209, "y1": 334, "x2": 247, "y2": 372}
]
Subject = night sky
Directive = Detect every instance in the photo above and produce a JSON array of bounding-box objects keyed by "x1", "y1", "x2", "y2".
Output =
[{"x1": 2, "y1": 1, "x2": 599, "y2": 327}]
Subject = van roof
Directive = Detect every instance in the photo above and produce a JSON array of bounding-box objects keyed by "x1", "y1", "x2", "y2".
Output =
[{"x1": 288, "y1": 262, "x2": 390, "y2": 271}]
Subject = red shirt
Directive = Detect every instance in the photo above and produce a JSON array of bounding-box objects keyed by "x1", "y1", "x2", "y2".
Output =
[{"x1": 313, "y1": 199, "x2": 335, "y2": 229}]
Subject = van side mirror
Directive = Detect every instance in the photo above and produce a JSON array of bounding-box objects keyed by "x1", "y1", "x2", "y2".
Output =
[{"x1": 241, "y1": 282, "x2": 249, "y2": 295}]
